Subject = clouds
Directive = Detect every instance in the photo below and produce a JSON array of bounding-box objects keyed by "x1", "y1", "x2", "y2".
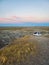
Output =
[{"x1": 0, "y1": 16, "x2": 49, "y2": 23}]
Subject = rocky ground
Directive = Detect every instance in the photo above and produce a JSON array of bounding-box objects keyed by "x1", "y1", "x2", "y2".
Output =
[{"x1": 0, "y1": 30, "x2": 26, "y2": 48}]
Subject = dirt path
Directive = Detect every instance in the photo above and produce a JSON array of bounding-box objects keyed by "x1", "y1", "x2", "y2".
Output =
[
  {"x1": 30, "y1": 36, "x2": 49, "y2": 65},
  {"x1": 34, "y1": 36, "x2": 49, "y2": 49}
]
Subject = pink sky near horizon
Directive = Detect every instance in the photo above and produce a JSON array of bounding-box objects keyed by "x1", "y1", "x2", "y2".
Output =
[{"x1": 0, "y1": 16, "x2": 49, "y2": 23}]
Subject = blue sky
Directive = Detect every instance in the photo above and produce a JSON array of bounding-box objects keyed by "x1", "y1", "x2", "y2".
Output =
[{"x1": 0, "y1": 0, "x2": 49, "y2": 26}]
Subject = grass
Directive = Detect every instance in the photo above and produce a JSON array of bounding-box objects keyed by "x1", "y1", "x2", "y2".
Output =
[
  {"x1": 0, "y1": 27, "x2": 49, "y2": 31},
  {"x1": 44, "y1": 35, "x2": 49, "y2": 38},
  {"x1": 0, "y1": 27, "x2": 49, "y2": 65},
  {"x1": 0, "y1": 35, "x2": 39, "y2": 65}
]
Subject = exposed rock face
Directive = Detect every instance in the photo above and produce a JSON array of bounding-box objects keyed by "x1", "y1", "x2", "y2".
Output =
[
  {"x1": 0, "y1": 30, "x2": 29, "y2": 48},
  {"x1": 0, "y1": 40, "x2": 5, "y2": 48}
]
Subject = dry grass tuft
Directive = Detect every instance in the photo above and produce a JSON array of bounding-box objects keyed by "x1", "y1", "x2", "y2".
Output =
[{"x1": 0, "y1": 35, "x2": 39, "y2": 65}]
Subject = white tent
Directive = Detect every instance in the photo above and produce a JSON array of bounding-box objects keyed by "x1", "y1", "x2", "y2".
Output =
[{"x1": 33, "y1": 32, "x2": 42, "y2": 36}]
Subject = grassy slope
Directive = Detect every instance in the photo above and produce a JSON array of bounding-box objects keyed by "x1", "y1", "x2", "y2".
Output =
[
  {"x1": 0, "y1": 27, "x2": 49, "y2": 65},
  {"x1": 0, "y1": 35, "x2": 39, "y2": 65}
]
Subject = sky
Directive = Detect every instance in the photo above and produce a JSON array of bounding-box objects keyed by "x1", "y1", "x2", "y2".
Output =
[{"x1": 0, "y1": 0, "x2": 49, "y2": 26}]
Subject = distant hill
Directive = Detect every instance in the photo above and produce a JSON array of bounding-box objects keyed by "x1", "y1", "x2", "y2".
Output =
[{"x1": 0, "y1": 22, "x2": 49, "y2": 27}]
